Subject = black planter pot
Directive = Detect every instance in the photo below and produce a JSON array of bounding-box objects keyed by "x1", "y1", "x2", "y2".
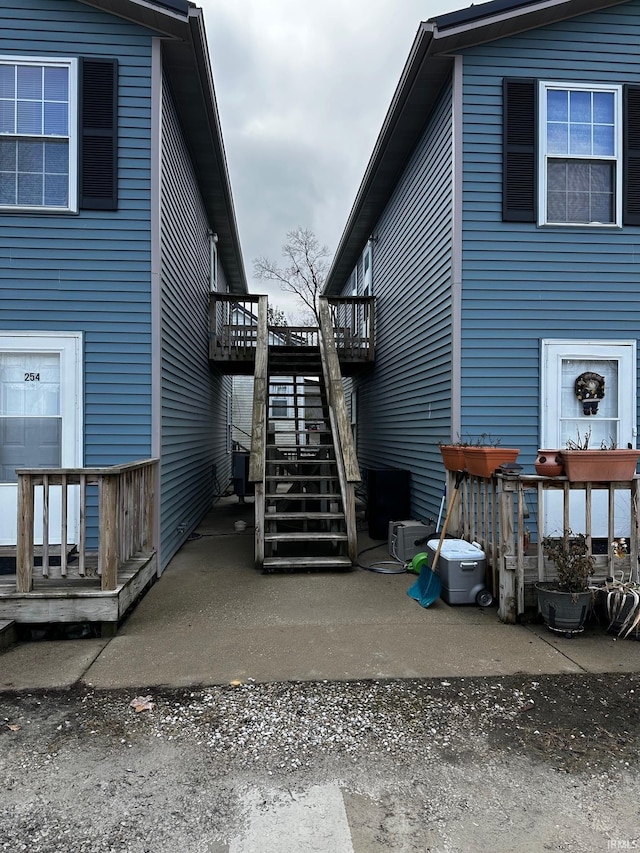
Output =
[
  {"x1": 595, "y1": 587, "x2": 640, "y2": 639},
  {"x1": 535, "y1": 582, "x2": 593, "y2": 637}
]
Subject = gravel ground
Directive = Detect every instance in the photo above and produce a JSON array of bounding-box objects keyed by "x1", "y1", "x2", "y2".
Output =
[{"x1": 1, "y1": 673, "x2": 639, "y2": 852}]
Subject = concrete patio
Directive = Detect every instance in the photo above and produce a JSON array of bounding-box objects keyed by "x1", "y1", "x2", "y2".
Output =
[{"x1": 1, "y1": 497, "x2": 638, "y2": 692}]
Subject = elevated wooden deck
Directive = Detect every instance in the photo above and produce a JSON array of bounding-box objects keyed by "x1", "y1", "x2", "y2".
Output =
[{"x1": 209, "y1": 294, "x2": 375, "y2": 375}]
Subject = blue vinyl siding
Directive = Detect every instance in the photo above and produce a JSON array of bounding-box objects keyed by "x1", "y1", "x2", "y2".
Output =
[
  {"x1": 460, "y1": 0, "x2": 640, "y2": 461},
  {"x1": 350, "y1": 81, "x2": 454, "y2": 522},
  {"x1": 0, "y1": 0, "x2": 154, "y2": 475},
  {"x1": 160, "y1": 74, "x2": 231, "y2": 568}
]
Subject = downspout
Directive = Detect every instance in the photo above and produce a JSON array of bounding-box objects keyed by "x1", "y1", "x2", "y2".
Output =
[
  {"x1": 151, "y1": 37, "x2": 163, "y2": 574},
  {"x1": 451, "y1": 54, "x2": 463, "y2": 441}
]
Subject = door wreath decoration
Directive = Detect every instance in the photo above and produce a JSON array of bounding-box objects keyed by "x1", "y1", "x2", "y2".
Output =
[{"x1": 575, "y1": 371, "x2": 605, "y2": 416}]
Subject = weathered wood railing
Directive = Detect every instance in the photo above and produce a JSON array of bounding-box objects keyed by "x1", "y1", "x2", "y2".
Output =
[
  {"x1": 325, "y1": 296, "x2": 375, "y2": 361},
  {"x1": 318, "y1": 298, "x2": 360, "y2": 563},
  {"x1": 16, "y1": 459, "x2": 158, "y2": 593},
  {"x1": 445, "y1": 470, "x2": 640, "y2": 623},
  {"x1": 209, "y1": 293, "x2": 263, "y2": 360},
  {"x1": 248, "y1": 297, "x2": 269, "y2": 569}
]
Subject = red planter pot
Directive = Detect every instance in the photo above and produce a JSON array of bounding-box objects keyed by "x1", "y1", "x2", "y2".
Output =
[
  {"x1": 560, "y1": 449, "x2": 640, "y2": 482},
  {"x1": 462, "y1": 447, "x2": 520, "y2": 478},
  {"x1": 439, "y1": 445, "x2": 466, "y2": 471}
]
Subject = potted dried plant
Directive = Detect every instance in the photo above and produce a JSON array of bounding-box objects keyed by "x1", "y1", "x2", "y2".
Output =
[
  {"x1": 535, "y1": 530, "x2": 595, "y2": 636},
  {"x1": 462, "y1": 434, "x2": 520, "y2": 478},
  {"x1": 438, "y1": 437, "x2": 468, "y2": 472},
  {"x1": 560, "y1": 429, "x2": 640, "y2": 482},
  {"x1": 593, "y1": 539, "x2": 640, "y2": 640}
]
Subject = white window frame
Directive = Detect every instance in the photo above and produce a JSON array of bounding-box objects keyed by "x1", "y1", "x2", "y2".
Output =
[
  {"x1": 538, "y1": 80, "x2": 622, "y2": 228},
  {"x1": 0, "y1": 55, "x2": 78, "y2": 214},
  {"x1": 362, "y1": 243, "x2": 372, "y2": 295},
  {"x1": 209, "y1": 231, "x2": 218, "y2": 292},
  {"x1": 347, "y1": 266, "x2": 357, "y2": 296}
]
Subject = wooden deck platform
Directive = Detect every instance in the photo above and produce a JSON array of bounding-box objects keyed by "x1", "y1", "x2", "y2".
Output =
[{"x1": 0, "y1": 551, "x2": 157, "y2": 628}]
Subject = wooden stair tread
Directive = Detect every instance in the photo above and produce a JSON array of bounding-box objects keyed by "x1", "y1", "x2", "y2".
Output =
[
  {"x1": 265, "y1": 492, "x2": 343, "y2": 500},
  {"x1": 265, "y1": 532, "x2": 348, "y2": 542},
  {"x1": 263, "y1": 556, "x2": 353, "y2": 570},
  {"x1": 266, "y1": 512, "x2": 345, "y2": 520},
  {"x1": 266, "y1": 474, "x2": 339, "y2": 481}
]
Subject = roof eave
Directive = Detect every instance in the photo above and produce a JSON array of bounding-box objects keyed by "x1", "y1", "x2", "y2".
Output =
[
  {"x1": 324, "y1": 25, "x2": 453, "y2": 295},
  {"x1": 323, "y1": 0, "x2": 629, "y2": 297},
  {"x1": 78, "y1": 0, "x2": 247, "y2": 292},
  {"x1": 431, "y1": 0, "x2": 629, "y2": 53}
]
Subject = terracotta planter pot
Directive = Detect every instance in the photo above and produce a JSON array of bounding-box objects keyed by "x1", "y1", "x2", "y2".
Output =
[
  {"x1": 462, "y1": 447, "x2": 520, "y2": 478},
  {"x1": 534, "y1": 450, "x2": 564, "y2": 477},
  {"x1": 439, "y1": 445, "x2": 466, "y2": 471},
  {"x1": 560, "y1": 449, "x2": 640, "y2": 482}
]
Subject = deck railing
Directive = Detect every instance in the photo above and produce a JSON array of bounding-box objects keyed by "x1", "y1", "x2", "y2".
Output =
[
  {"x1": 324, "y1": 296, "x2": 375, "y2": 361},
  {"x1": 446, "y1": 470, "x2": 640, "y2": 623},
  {"x1": 210, "y1": 294, "x2": 375, "y2": 365},
  {"x1": 16, "y1": 459, "x2": 158, "y2": 593},
  {"x1": 209, "y1": 293, "x2": 263, "y2": 360}
]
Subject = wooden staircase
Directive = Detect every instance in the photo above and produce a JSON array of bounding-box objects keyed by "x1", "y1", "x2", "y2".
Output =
[
  {"x1": 263, "y1": 351, "x2": 351, "y2": 572},
  {"x1": 250, "y1": 299, "x2": 360, "y2": 573}
]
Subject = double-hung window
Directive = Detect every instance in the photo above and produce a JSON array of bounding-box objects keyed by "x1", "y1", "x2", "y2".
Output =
[
  {"x1": 0, "y1": 57, "x2": 77, "y2": 212},
  {"x1": 539, "y1": 81, "x2": 622, "y2": 227}
]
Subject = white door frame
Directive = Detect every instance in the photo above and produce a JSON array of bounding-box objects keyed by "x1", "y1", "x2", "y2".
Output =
[
  {"x1": 541, "y1": 338, "x2": 637, "y2": 537},
  {"x1": 0, "y1": 331, "x2": 83, "y2": 546}
]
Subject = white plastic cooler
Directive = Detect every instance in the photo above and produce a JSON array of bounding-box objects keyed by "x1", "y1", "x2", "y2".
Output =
[{"x1": 426, "y1": 539, "x2": 493, "y2": 606}]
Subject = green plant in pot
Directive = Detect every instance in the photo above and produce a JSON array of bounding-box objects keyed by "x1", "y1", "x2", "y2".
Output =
[
  {"x1": 593, "y1": 539, "x2": 640, "y2": 639},
  {"x1": 535, "y1": 530, "x2": 595, "y2": 636}
]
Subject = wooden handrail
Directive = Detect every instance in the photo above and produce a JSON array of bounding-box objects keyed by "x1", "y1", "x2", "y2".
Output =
[
  {"x1": 248, "y1": 296, "x2": 269, "y2": 570},
  {"x1": 16, "y1": 458, "x2": 158, "y2": 593},
  {"x1": 326, "y1": 295, "x2": 375, "y2": 360},
  {"x1": 318, "y1": 298, "x2": 360, "y2": 563}
]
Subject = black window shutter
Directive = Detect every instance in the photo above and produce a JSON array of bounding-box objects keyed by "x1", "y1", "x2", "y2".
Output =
[
  {"x1": 503, "y1": 77, "x2": 537, "y2": 222},
  {"x1": 79, "y1": 58, "x2": 118, "y2": 210},
  {"x1": 624, "y1": 85, "x2": 640, "y2": 226}
]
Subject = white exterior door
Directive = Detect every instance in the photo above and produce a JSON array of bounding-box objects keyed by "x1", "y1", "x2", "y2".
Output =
[
  {"x1": 0, "y1": 333, "x2": 82, "y2": 546},
  {"x1": 541, "y1": 339, "x2": 637, "y2": 537}
]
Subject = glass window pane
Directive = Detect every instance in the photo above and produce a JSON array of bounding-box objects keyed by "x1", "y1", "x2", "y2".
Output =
[
  {"x1": 569, "y1": 124, "x2": 591, "y2": 156},
  {"x1": 570, "y1": 90, "x2": 591, "y2": 123},
  {"x1": 0, "y1": 65, "x2": 15, "y2": 99},
  {"x1": 548, "y1": 159, "x2": 567, "y2": 190},
  {"x1": 44, "y1": 67, "x2": 68, "y2": 102},
  {"x1": 17, "y1": 65, "x2": 42, "y2": 100},
  {"x1": 0, "y1": 100, "x2": 14, "y2": 133},
  {"x1": 44, "y1": 173, "x2": 68, "y2": 206},
  {"x1": 590, "y1": 162, "x2": 613, "y2": 192},
  {"x1": 17, "y1": 171, "x2": 43, "y2": 205},
  {"x1": 44, "y1": 101, "x2": 68, "y2": 135},
  {"x1": 0, "y1": 138, "x2": 15, "y2": 170},
  {"x1": 0, "y1": 354, "x2": 60, "y2": 416},
  {"x1": 0, "y1": 172, "x2": 15, "y2": 205},
  {"x1": 567, "y1": 192, "x2": 590, "y2": 222},
  {"x1": 547, "y1": 192, "x2": 567, "y2": 222},
  {"x1": 591, "y1": 193, "x2": 614, "y2": 223},
  {"x1": 569, "y1": 161, "x2": 591, "y2": 191},
  {"x1": 593, "y1": 91, "x2": 614, "y2": 124},
  {"x1": 44, "y1": 140, "x2": 68, "y2": 173},
  {"x1": 547, "y1": 122, "x2": 568, "y2": 155},
  {"x1": 17, "y1": 100, "x2": 41, "y2": 134},
  {"x1": 547, "y1": 89, "x2": 568, "y2": 122},
  {"x1": 18, "y1": 140, "x2": 43, "y2": 172},
  {"x1": 593, "y1": 124, "x2": 614, "y2": 156}
]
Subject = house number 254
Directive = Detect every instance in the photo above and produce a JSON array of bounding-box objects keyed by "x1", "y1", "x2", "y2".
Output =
[{"x1": 24, "y1": 372, "x2": 40, "y2": 381}]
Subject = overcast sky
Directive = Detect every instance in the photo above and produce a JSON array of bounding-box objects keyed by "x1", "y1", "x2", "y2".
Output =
[{"x1": 200, "y1": 0, "x2": 471, "y2": 312}]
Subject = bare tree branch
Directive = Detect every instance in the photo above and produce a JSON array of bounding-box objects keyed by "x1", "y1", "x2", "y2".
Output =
[{"x1": 253, "y1": 227, "x2": 330, "y2": 326}]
